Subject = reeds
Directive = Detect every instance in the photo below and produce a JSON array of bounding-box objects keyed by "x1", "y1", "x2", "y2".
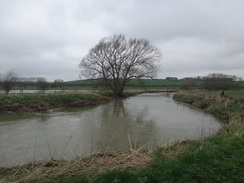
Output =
[{"x1": 0, "y1": 147, "x2": 153, "y2": 182}]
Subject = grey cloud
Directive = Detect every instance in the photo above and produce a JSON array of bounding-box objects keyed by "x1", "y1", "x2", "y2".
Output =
[
  {"x1": 0, "y1": 0, "x2": 243, "y2": 80},
  {"x1": 118, "y1": 1, "x2": 244, "y2": 42}
]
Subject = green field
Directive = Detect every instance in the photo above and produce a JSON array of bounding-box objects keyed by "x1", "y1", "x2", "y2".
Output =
[
  {"x1": 65, "y1": 78, "x2": 243, "y2": 89},
  {"x1": 66, "y1": 79, "x2": 190, "y2": 85},
  {"x1": 186, "y1": 90, "x2": 244, "y2": 99},
  {"x1": 65, "y1": 79, "x2": 203, "y2": 90},
  {"x1": 8, "y1": 79, "x2": 243, "y2": 91}
]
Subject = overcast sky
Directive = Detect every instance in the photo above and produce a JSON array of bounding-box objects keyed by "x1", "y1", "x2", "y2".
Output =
[{"x1": 0, "y1": 0, "x2": 243, "y2": 81}]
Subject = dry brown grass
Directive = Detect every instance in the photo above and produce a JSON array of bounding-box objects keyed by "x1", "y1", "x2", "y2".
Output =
[{"x1": 0, "y1": 147, "x2": 153, "y2": 183}]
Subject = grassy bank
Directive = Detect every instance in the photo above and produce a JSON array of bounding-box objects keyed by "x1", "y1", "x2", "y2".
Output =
[
  {"x1": 0, "y1": 92, "x2": 114, "y2": 112},
  {"x1": 0, "y1": 90, "x2": 170, "y2": 112},
  {"x1": 173, "y1": 90, "x2": 244, "y2": 121},
  {"x1": 0, "y1": 91, "x2": 244, "y2": 182}
]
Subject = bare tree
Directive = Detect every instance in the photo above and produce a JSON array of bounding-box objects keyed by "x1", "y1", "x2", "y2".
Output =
[
  {"x1": 36, "y1": 77, "x2": 49, "y2": 93},
  {"x1": 0, "y1": 70, "x2": 19, "y2": 94},
  {"x1": 53, "y1": 79, "x2": 64, "y2": 91},
  {"x1": 79, "y1": 34, "x2": 162, "y2": 97}
]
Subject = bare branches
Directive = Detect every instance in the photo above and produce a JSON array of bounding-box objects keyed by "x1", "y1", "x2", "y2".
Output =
[
  {"x1": 36, "y1": 77, "x2": 49, "y2": 93},
  {"x1": 79, "y1": 34, "x2": 162, "y2": 97},
  {"x1": 0, "y1": 70, "x2": 19, "y2": 94}
]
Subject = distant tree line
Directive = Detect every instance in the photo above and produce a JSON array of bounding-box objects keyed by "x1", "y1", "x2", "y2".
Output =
[
  {"x1": 0, "y1": 70, "x2": 64, "y2": 94},
  {"x1": 165, "y1": 77, "x2": 178, "y2": 81},
  {"x1": 201, "y1": 73, "x2": 242, "y2": 90},
  {"x1": 166, "y1": 76, "x2": 204, "y2": 81},
  {"x1": 1, "y1": 70, "x2": 242, "y2": 94}
]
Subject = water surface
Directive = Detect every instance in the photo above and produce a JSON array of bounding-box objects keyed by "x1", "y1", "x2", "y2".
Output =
[{"x1": 0, "y1": 93, "x2": 222, "y2": 167}]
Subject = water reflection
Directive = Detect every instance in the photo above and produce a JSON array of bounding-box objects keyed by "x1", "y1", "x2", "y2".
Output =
[
  {"x1": 92, "y1": 100, "x2": 157, "y2": 152},
  {"x1": 0, "y1": 93, "x2": 222, "y2": 167}
]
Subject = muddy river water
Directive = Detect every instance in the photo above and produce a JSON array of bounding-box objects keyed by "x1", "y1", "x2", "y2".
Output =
[{"x1": 0, "y1": 93, "x2": 222, "y2": 167}]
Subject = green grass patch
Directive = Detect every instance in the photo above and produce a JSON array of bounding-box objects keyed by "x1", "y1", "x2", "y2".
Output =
[{"x1": 225, "y1": 90, "x2": 244, "y2": 99}]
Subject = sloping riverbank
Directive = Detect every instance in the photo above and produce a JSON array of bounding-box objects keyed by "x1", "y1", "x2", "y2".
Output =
[
  {"x1": 173, "y1": 91, "x2": 244, "y2": 121},
  {"x1": 0, "y1": 93, "x2": 115, "y2": 112},
  {"x1": 0, "y1": 91, "x2": 244, "y2": 183}
]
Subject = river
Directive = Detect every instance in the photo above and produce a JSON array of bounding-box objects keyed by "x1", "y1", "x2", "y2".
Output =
[{"x1": 0, "y1": 93, "x2": 222, "y2": 167}]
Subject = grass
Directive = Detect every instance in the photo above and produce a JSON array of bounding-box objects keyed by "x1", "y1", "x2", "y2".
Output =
[
  {"x1": 0, "y1": 90, "x2": 244, "y2": 182},
  {"x1": 186, "y1": 89, "x2": 244, "y2": 99},
  {"x1": 0, "y1": 92, "x2": 113, "y2": 112},
  {"x1": 150, "y1": 126, "x2": 244, "y2": 182},
  {"x1": 0, "y1": 148, "x2": 153, "y2": 182},
  {"x1": 174, "y1": 90, "x2": 244, "y2": 121},
  {"x1": 225, "y1": 90, "x2": 244, "y2": 99},
  {"x1": 0, "y1": 93, "x2": 98, "y2": 103},
  {"x1": 66, "y1": 79, "x2": 201, "y2": 89}
]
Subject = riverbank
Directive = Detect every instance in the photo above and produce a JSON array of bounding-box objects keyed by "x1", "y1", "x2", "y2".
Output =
[
  {"x1": 0, "y1": 92, "x2": 116, "y2": 112},
  {"x1": 173, "y1": 90, "x2": 244, "y2": 121},
  {"x1": 0, "y1": 90, "x2": 168, "y2": 112},
  {"x1": 0, "y1": 91, "x2": 243, "y2": 182}
]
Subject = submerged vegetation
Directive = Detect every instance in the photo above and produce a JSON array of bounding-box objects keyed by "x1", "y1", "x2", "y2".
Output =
[{"x1": 0, "y1": 90, "x2": 244, "y2": 182}]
